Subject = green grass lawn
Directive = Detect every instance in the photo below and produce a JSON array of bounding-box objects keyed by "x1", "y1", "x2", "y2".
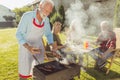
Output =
[
  {"x1": 0, "y1": 28, "x2": 120, "y2": 80},
  {"x1": 0, "y1": 28, "x2": 18, "y2": 80}
]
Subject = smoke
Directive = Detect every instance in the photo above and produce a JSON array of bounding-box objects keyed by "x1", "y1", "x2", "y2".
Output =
[
  {"x1": 62, "y1": 0, "x2": 115, "y2": 66},
  {"x1": 65, "y1": 0, "x2": 88, "y2": 43},
  {"x1": 65, "y1": 0, "x2": 114, "y2": 42},
  {"x1": 86, "y1": 1, "x2": 114, "y2": 34},
  {"x1": 85, "y1": 2, "x2": 103, "y2": 35},
  {"x1": 64, "y1": 0, "x2": 115, "y2": 52}
]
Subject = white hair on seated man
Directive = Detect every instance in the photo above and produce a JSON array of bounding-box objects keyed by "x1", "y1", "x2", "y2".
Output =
[{"x1": 100, "y1": 20, "x2": 112, "y2": 31}]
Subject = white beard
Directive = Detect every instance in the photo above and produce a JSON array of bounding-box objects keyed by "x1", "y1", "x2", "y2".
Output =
[
  {"x1": 40, "y1": 12, "x2": 46, "y2": 19},
  {"x1": 38, "y1": 9, "x2": 46, "y2": 19}
]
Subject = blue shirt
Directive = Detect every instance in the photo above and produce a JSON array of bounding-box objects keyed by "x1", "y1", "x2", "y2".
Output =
[{"x1": 16, "y1": 10, "x2": 53, "y2": 45}]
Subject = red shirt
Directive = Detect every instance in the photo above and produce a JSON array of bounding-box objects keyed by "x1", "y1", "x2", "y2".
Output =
[{"x1": 97, "y1": 31, "x2": 116, "y2": 52}]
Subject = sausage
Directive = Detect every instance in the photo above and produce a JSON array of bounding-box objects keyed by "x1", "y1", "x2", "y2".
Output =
[
  {"x1": 44, "y1": 65, "x2": 55, "y2": 69},
  {"x1": 44, "y1": 65, "x2": 52, "y2": 69},
  {"x1": 39, "y1": 67, "x2": 52, "y2": 72}
]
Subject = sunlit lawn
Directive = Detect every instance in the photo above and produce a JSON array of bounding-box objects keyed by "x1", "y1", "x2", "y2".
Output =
[
  {"x1": 0, "y1": 28, "x2": 18, "y2": 80},
  {"x1": 0, "y1": 28, "x2": 120, "y2": 80}
]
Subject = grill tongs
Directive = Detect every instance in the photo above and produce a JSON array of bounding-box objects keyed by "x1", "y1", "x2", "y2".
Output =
[
  {"x1": 32, "y1": 51, "x2": 62, "y2": 72},
  {"x1": 51, "y1": 50, "x2": 63, "y2": 61},
  {"x1": 32, "y1": 50, "x2": 62, "y2": 64}
]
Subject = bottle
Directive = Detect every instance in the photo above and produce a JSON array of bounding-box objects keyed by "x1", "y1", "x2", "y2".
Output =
[{"x1": 83, "y1": 41, "x2": 88, "y2": 49}]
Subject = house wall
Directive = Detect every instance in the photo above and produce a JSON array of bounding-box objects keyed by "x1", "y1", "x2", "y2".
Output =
[
  {"x1": 0, "y1": 5, "x2": 15, "y2": 22},
  {"x1": 0, "y1": 22, "x2": 16, "y2": 27},
  {"x1": 0, "y1": 5, "x2": 16, "y2": 27}
]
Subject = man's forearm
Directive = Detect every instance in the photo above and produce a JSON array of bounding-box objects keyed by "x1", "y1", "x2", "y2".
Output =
[
  {"x1": 49, "y1": 42, "x2": 57, "y2": 51},
  {"x1": 103, "y1": 47, "x2": 114, "y2": 57},
  {"x1": 23, "y1": 43, "x2": 31, "y2": 50},
  {"x1": 23, "y1": 43, "x2": 40, "y2": 54}
]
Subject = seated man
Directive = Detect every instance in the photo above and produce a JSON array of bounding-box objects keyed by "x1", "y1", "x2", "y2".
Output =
[{"x1": 89, "y1": 21, "x2": 116, "y2": 69}]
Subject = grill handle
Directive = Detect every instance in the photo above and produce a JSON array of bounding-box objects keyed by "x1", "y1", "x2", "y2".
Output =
[{"x1": 32, "y1": 55, "x2": 41, "y2": 64}]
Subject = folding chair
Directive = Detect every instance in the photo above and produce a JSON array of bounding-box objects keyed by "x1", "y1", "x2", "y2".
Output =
[{"x1": 106, "y1": 48, "x2": 120, "y2": 74}]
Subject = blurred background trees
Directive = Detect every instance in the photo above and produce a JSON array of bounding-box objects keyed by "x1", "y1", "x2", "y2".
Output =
[{"x1": 13, "y1": 6, "x2": 32, "y2": 24}]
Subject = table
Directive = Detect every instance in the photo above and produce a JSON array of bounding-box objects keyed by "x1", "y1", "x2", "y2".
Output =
[{"x1": 60, "y1": 46, "x2": 93, "y2": 68}]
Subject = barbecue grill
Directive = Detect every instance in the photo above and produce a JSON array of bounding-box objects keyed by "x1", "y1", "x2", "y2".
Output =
[{"x1": 33, "y1": 60, "x2": 80, "y2": 80}]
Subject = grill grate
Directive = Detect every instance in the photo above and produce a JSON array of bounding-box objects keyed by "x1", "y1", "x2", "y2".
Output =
[
  {"x1": 33, "y1": 60, "x2": 80, "y2": 80},
  {"x1": 35, "y1": 61, "x2": 68, "y2": 75}
]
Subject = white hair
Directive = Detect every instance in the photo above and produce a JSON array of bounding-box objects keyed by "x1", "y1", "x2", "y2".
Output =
[
  {"x1": 39, "y1": 0, "x2": 54, "y2": 7},
  {"x1": 100, "y1": 21, "x2": 109, "y2": 27},
  {"x1": 100, "y1": 20, "x2": 111, "y2": 31}
]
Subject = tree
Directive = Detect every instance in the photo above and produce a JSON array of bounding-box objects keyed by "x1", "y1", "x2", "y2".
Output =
[
  {"x1": 58, "y1": 5, "x2": 66, "y2": 31},
  {"x1": 13, "y1": 6, "x2": 32, "y2": 24},
  {"x1": 48, "y1": 7, "x2": 57, "y2": 19},
  {"x1": 58, "y1": 5, "x2": 65, "y2": 25}
]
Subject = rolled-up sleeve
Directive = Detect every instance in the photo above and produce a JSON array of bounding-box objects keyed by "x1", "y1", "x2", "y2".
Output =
[
  {"x1": 16, "y1": 13, "x2": 28, "y2": 45},
  {"x1": 44, "y1": 18, "x2": 53, "y2": 44}
]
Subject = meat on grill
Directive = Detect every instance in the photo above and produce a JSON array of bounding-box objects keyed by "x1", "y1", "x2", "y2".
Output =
[
  {"x1": 39, "y1": 67, "x2": 52, "y2": 72},
  {"x1": 38, "y1": 64, "x2": 56, "y2": 72}
]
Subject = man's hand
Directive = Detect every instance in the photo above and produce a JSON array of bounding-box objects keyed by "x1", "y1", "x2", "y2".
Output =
[
  {"x1": 49, "y1": 42, "x2": 62, "y2": 58},
  {"x1": 52, "y1": 50, "x2": 61, "y2": 59},
  {"x1": 23, "y1": 43, "x2": 41, "y2": 54},
  {"x1": 62, "y1": 44, "x2": 67, "y2": 48},
  {"x1": 31, "y1": 47, "x2": 41, "y2": 54}
]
